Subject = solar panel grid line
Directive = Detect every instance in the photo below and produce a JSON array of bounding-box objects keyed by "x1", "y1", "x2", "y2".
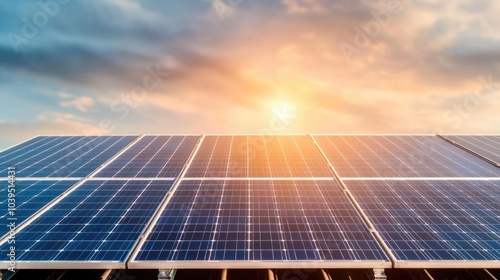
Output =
[
  {"x1": 203, "y1": 136, "x2": 244, "y2": 260},
  {"x1": 15, "y1": 178, "x2": 84, "y2": 181},
  {"x1": 309, "y1": 135, "x2": 398, "y2": 264},
  {"x1": 154, "y1": 137, "x2": 191, "y2": 176},
  {"x1": 268, "y1": 180, "x2": 291, "y2": 261},
  {"x1": 101, "y1": 136, "x2": 164, "y2": 177},
  {"x1": 252, "y1": 140, "x2": 289, "y2": 260},
  {"x1": 180, "y1": 177, "x2": 335, "y2": 181},
  {"x1": 304, "y1": 180, "x2": 366, "y2": 261},
  {"x1": 0, "y1": 180, "x2": 78, "y2": 226},
  {"x1": 86, "y1": 177, "x2": 178, "y2": 181},
  {"x1": 0, "y1": 135, "x2": 43, "y2": 155},
  {"x1": 125, "y1": 136, "x2": 172, "y2": 177},
  {"x1": 91, "y1": 135, "x2": 153, "y2": 178},
  {"x1": 341, "y1": 136, "x2": 399, "y2": 177},
  {"x1": 186, "y1": 135, "x2": 331, "y2": 178},
  {"x1": 356, "y1": 183, "x2": 434, "y2": 258},
  {"x1": 286, "y1": 180, "x2": 333, "y2": 260},
  {"x1": 52, "y1": 180, "x2": 169, "y2": 264},
  {"x1": 85, "y1": 135, "x2": 145, "y2": 178},
  {"x1": 345, "y1": 180, "x2": 500, "y2": 267},
  {"x1": 14, "y1": 136, "x2": 95, "y2": 177},
  {"x1": 0, "y1": 136, "x2": 78, "y2": 174},
  {"x1": 352, "y1": 181, "x2": 500, "y2": 266},
  {"x1": 438, "y1": 135, "x2": 500, "y2": 168},
  {"x1": 394, "y1": 136, "x2": 464, "y2": 177},
  {"x1": 0, "y1": 180, "x2": 176, "y2": 269},
  {"x1": 312, "y1": 135, "x2": 382, "y2": 178},
  {"x1": 206, "y1": 180, "x2": 228, "y2": 260},
  {"x1": 141, "y1": 179, "x2": 392, "y2": 266},
  {"x1": 311, "y1": 134, "x2": 439, "y2": 136},
  {"x1": 127, "y1": 135, "x2": 206, "y2": 265},
  {"x1": 2, "y1": 136, "x2": 138, "y2": 178},
  {"x1": 341, "y1": 177, "x2": 500, "y2": 181},
  {"x1": 168, "y1": 181, "x2": 220, "y2": 261},
  {"x1": 246, "y1": 179, "x2": 251, "y2": 261},
  {"x1": 368, "y1": 136, "x2": 425, "y2": 177},
  {"x1": 0, "y1": 178, "x2": 87, "y2": 245},
  {"x1": 48, "y1": 136, "x2": 139, "y2": 178},
  {"x1": 45, "y1": 180, "x2": 134, "y2": 262},
  {"x1": 314, "y1": 135, "x2": 500, "y2": 178},
  {"x1": 404, "y1": 136, "x2": 500, "y2": 176},
  {"x1": 95, "y1": 135, "x2": 200, "y2": 178}
]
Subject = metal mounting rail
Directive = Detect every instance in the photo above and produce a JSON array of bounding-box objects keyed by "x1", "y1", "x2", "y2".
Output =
[
  {"x1": 125, "y1": 135, "x2": 206, "y2": 267},
  {"x1": 88, "y1": 135, "x2": 145, "y2": 178},
  {"x1": 308, "y1": 134, "x2": 397, "y2": 268},
  {"x1": 0, "y1": 178, "x2": 87, "y2": 246},
  {"x1": 0, "y1": 135, "x2": 145, "y2": 246},
  {"x1": 437, "y1": 134, "x2": 500, "y2": 168}
]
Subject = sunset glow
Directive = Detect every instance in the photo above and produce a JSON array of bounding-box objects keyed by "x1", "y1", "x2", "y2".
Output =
[{"x1": 1, "y1": 0, "x2": 499, "y2": 149}]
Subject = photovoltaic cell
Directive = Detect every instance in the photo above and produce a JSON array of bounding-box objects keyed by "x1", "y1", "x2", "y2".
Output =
[
  {"x1": 185, "y1": 136, "x2": 332, "y2": 177},
  {"x1": 135, "y1": 180, "x2": 389, "y2": 263},
  {"x1": 95, "y1": 136, "x2": 199, "y2": 178},
  {"x1": 314, "y1": 135, "x2": 500, "y2": 178},
  {"x1": 0, "y1": 180, "x2": 78, "y2": 226},
  {"x1": 0, "y1": 136, "x2": 137, "y2": 178},
  {"x1": 0, "y1": 180, "x2": 174, "y2": 263},
  {"x1": 440, "y1": 135, "x2": 500, "y2": 166},
  {"x1": 346, "y1": 180, "x2": 500, "y2": 262}
]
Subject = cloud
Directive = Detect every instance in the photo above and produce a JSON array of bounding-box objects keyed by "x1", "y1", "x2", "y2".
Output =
[
  {"x1": 0, "y1": 112, "x2": 102, "y2": 149},
  {"x1": 58, "y1": 92, "x2": 94, "y2": 112},
  {"x1": 282, "y1": 0, "x2": 326, "y2": 14},
  {"x1": 0, "y1": 0, "x2": 499, "y2": 142}
]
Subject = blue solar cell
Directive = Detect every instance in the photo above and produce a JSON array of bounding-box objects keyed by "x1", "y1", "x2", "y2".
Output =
[
  {"x1": 135, "y1": 180, "x2": 389, "y2": 263},
  {"x1": 441, "y1": 135, "x2": 500, "y2": 166},
  {"x1": 314, "y1": 135, "x2": 500, "y2": 177},
  {"x1": 95, "y1": 136, "x2": 199, "y2": 178},
  {"x1": 0, "y1": 136, "x2": 137, "y2": 177},
  {"x1": 0, "y1": 180, "x2": 78, "y2": 226},
  {"x1": 0, "y1": 180, "x2": 174, "y2": 262},
  {"x1": 347, "y1": 180, "x2": 500, "y2": 262},
  {"x1": 185, "y1": 136, "x2": 332, "y2": 177}
]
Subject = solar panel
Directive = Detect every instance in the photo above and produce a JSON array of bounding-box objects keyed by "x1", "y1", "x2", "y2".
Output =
[
  {"x1": 0, "y1": 180, "x2": 78, "y2": 226},
  {"x1": 313, "y1": 135, "x2": 500, "y2": 178},
  {"x1": 131, "y1": 179, "x2": 390, "y2": 268},
  {"x1": 185, "y1": 136, "x2": 332, "y2": 178},
  {"x1": 0, "y1": 136, "x2": 137, "y2": 178},
  {"x1": 346, "y1": 179, "x2": 500, "y2": 268},
  {"x1": 94, "y1": 135, "x2": 199, "y2": 178},
  {"x1": 0, "y1": 180, "x2": 174, "y2": 268},
  {"x1": 440, "y1": 135, "x2": 500, "y2": 167},
  {"x1": 1, "y1": 134, "x2": 499, "y2": 271}
]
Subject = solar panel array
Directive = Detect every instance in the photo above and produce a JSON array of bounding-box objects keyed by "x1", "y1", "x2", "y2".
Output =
[
  {"x1": 346, "y1": 180, "x2": 500, "y2": 267},
  {"x1": 0, "y1": 136, "x2": 137, "y2": 178},
  {"x1": 439, "y1": 135, "x2": 500, "y2": 167},
  {"x1": 0, "y1": 134, "x2": 498, "y2": 270},
  {"x1": 133, "y1": 180, "x2": 388, "y2": 264},
  {"x1": 185, "y1": 135, "x2": 332, "y2": 178},
  {"x1": 313, "y1": 135, "x2": 500, "y2": 178}
]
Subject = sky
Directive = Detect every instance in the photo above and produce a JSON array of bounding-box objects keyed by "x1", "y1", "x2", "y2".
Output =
[{"x1": 0, "y1": 0, "x2": 499, "y2": 150}]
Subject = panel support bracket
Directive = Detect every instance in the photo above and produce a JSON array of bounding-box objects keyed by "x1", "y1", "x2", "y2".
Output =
[
  {"x1": 373, "y1": 268, "x2": 387, "y2": 280},
  {"x1": 158, "y1": 269, "x2": 176, "y2": 280}
]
